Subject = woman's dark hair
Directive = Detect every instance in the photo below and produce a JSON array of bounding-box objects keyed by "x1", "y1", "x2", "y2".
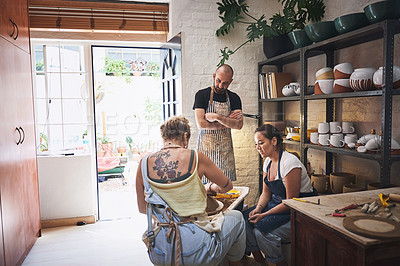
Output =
[
  {"x1": 160, "y1": 116, "x2": 191, "y2": 141},
  {"x1": 255, "y1": 124, "x2": 283, "y2": 149}
]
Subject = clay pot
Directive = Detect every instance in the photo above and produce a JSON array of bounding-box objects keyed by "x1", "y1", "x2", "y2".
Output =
[
  {"x1": 342, "y1": 183, "x2": 365, "y2": 193},
  {"x1": 330, "y1": 172, "x2": 356, "y2": 193},
  {"x1": 314, "y1": 81, "x2": 323, "y2": 95},
  {"x1": 334, "y1": 62, "x2": 354, "y2": 79},
  {"x1": 373, "y1": 66, "x2": 400, "y2": 89},
  {"x1": 311, "y1": 174, "x2": 330, "y2": 193},
  {"x1": 333, "y1": 79, "x2": 352, "y2": 93},
  {"x1": 316, "y1": 79, "x2": 334, "y2": 94},
  {"x1": 349, "y1": 68, "x2": 376, "y2": 91},
  {"x1": 316, "y1": 67, "x2": 334, "y2": 80}
]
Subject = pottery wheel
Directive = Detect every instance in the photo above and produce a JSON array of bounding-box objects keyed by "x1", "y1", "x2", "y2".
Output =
[{"x1": 343, "y1": 216, "x2": 400, "y2": 239}]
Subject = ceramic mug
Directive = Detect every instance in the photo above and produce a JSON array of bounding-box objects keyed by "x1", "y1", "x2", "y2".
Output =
[
  {"x1": 330, "y1": 122, "x2": 342, "y2": 133},
  {"x1": 319, "y1": 134, "x2": 330, "y2": 146},
  {"x1": 329, "y1": 134, "x2": 345, "y2": 147},
  {"x1": 310, "y1": 132, "x2": 319, "y2": 144},
  {"x1": 344, "y1": 134, "x2": 357, "y2": 145},
  {"x1": 318, "y1": 122, "x2": 329, "y2": 134},
  {"x1": 342, "y1": 121, "x2": 355, "y2": 134}
]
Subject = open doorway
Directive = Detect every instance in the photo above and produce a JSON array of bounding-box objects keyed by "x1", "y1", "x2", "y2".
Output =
[{"x1": 92, "y1": 46, "x2": 163, "y2": 220}]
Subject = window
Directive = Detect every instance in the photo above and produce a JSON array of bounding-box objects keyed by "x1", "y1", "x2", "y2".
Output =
[{"x1": 32, "y1": 43, "x2": 91, "y2": 155}]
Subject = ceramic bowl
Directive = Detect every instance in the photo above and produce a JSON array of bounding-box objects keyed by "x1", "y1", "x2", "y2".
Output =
[
  {"x1": 311, "y1": 174, "x2": 330, "y2": 193},
  {"x1": 333, "y1": 62, "x2": 354, "y2": 79},
  {"x1": 288, "y1": 29, "x2": 313, "y2": 49},
  {"x1": 342, "y1": 183, "x2": 365, "y2": 193},
  {"x1": 364, "y1": 0, "x2": 400, "y2": 24},
  {"x1": 316, "y1": 67, "x2": 334, "y2": 80},
  {"x1": 305, "y1": 21, "x2": 338, "y2": 43},
  {"x1": 334, "y1": 12, "x2": 370, "y2": 34},
  {"x1": 373, "y1": 66, "x2": 400, "y2": 89},
  {"x1": 334, "y1": 79, "x2": 353, "y2": 93},
  {"x1": 349, "y1": 67, "x2": 376, "y2": 91},
  {"x1": 316, "y1": 79, "x2": 334, "y2": 94}
]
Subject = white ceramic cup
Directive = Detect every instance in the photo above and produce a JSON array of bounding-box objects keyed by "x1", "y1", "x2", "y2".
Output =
[
  {"x1": 319, "y1": 134, "x2": 330, "y2": 146},
  {"x1": 344, "y1": 134, "x2": 357, "y2": 145},
  {"x1": 330, "y1": 121, "x2": 342, "y2": 133},
  {"x1": 310, "y1": 132, "x2": 319, "y2": 144},
  {"x1": 318, "y1": 122, "x2": 329, "y2": 134},
  {"x1": 329, "y1": 134, "x2": 345, "y2": 147},
  {"x1": 342, "y1": 121, "x2": 355, "y2": 134},
  {"x1": 332, "y1": 133, "x2": 344, "y2": 139}
]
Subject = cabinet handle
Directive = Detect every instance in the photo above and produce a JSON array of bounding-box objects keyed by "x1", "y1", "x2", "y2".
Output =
[
  {"x1": 15, "y1": 127, "x2": 21, "y2": 145},
  {"x1": 13, "y1": 23, "x2": 19, "y2": 40},
  {"x1": 9, "y1": 19, "x2": 16, "y2": 38},
  {"x1": 19, "y1": 127, "x2": 25, "y2": 144}
]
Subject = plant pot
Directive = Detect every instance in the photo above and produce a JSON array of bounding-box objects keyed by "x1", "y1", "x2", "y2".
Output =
[{"x1": 263, "y1": 34, "x2": 294, "y2": 59}]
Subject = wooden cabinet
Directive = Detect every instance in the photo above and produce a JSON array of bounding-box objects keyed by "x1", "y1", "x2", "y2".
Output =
[
  {"x1": 0, "y1": 0, "x2": 30, "y2": 52},
  {"x1": 0, "y1": 0, "x2": 41, "y2": 265}
]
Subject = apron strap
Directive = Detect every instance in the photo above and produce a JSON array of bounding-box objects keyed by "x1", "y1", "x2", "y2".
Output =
[
  {"x1": 209, "y1": 87, "x2": 230, "y2": 108},
  {"x1": 265, "y1": 150, "x2": 284, "y2": 181}
]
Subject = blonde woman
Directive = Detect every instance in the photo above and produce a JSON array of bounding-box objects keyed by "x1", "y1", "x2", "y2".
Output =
[{"x1": 136, "y1": 116, "x2": 245, "y2": 265}]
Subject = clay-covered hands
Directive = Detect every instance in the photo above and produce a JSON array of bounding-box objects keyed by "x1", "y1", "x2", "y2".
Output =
[{"x1": 248, "y1": 212, "x2": 265, "y2": 224}]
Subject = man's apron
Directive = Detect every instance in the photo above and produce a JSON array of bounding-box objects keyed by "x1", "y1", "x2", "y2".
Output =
[{"x1": 197, "y1": 88, "x2": 236, "y2": 182}]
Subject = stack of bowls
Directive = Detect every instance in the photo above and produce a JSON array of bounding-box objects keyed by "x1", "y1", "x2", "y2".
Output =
[
  {"x1": 333, "y1": 63, "x2": 354, "y2": 93},
  {"x1": 314, "y1": 67, "x2": 334, "y2": 94}
]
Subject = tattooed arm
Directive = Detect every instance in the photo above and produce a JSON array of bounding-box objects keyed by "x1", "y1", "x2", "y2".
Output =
[{"x1": 197, "y1": 151, "x2": 233, "y2": 194}]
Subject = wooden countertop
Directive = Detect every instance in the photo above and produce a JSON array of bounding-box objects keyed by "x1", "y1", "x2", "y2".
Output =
[{"x1": 284, "y1": 187, "x2": 400, "y2": 246}]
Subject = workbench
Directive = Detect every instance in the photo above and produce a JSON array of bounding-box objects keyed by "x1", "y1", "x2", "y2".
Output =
[{"x1": 284, "y1": 187, "x2": 400, "y2": 266}]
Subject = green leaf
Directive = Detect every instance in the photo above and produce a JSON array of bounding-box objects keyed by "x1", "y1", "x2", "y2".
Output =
[{"x1": 215, "y1": 0, "x2": 248, "y2": 36}]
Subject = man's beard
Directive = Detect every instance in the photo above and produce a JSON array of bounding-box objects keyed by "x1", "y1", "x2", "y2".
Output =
[{"x1": 213, "y1": 81, "x2": 226, "y2": 94}]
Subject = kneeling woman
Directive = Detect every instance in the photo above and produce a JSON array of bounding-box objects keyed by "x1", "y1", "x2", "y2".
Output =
[
  {"x1": 136, "y1": 116, "x2": 245, "y2": 266},
  {"x1": 243, "y1": 124, "x2": 317, "y2": 264}
]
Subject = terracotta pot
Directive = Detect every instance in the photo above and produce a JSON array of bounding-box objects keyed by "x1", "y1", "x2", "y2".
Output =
[
  {"x1": 342, "y1": 183, "x2": 365, "y2": 193},
  {"x1": 334, "y1": 79, "x2": 353, "y2": 93},
  {"x1": 316, "y1": 67, "x2": 334, "y2": 80},
  {"x1": 330, "y1": 172, "x2": 355, "y2": 193},
  {"x1": 333, "y1": 62, "x2": 354, "y2": 79},
  {"x1": 349, "y1": 68, "x2": 376, "y2": 91},
  {"x1": 311, "y1": 174, "x2": 330, "y2": 193}
]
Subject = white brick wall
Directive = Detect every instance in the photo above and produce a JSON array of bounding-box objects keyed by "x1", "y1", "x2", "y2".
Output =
[{"x1": 169, "y1": 0, "x2": 400, "y2": 204}]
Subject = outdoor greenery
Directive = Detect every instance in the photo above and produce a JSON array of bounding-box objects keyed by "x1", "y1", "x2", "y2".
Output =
[
  {"x1": 145, "y1": 62, "x2": 161, "y2": 77},
  {"x1": 39, "y1": 132, "x2": 48, "y2": 152},
  {"x1": 103, "y1": 56, "x2": 132, "y2": 83},
  {"x1": 144, "y1": 97, "x2": 162, "y2": 125},
  {"x1": 97, "y1": 134, "x2": 110, "y2": 144},
  {"x1": 216, "y1": 0, "x2": 325, "y2": 65},
  {"x1": 36, "y1": 60, "x2": 44, "y2": 71}
]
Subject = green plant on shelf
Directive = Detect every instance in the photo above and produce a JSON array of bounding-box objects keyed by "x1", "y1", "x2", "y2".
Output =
[
  {"x1": 216, "y1": 0, "x2": 325, "y2": 65},
  {"x1": 103, "y1": 56, "x2": 132, "y2": 83}
]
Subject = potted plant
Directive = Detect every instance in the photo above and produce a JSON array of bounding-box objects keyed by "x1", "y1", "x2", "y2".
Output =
[
  {"x1": 216, "y1": 0, "x2": 325, "y2": 65},
  {"x1": 103, "y1": 56, "x2": 132, "y2": 83},
  {"x1": 129, "y1": 58, "x2": 147, "y2": 76}
]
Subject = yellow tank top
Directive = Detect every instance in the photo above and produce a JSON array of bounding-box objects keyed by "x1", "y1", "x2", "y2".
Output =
[{"x1": 147, "y1": 150, "x2": 207, "y2": 217}]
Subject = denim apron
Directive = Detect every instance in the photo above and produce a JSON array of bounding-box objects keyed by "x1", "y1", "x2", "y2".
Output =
[
  {"x1": 243, "y1": 150, "x2": 317, "y2": 234},
  {"x1": 197, "y1": 88, "x2": 236, "y2": 182}
]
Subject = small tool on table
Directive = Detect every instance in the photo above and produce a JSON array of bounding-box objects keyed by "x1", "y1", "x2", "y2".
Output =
[
  {"x1": 335, "y1": 203, "x2": 358, "y2": 213},
  {"x1": 292, "y1": 198, "x2": 320, "y2": 205},
  {"x1": 325, "y1": 213, "x2": 346, "y2": 217}
]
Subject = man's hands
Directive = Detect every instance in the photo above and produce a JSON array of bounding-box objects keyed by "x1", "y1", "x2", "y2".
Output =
[{"x1": 205, "y1": 110, "x2": 243, "y2": 123}]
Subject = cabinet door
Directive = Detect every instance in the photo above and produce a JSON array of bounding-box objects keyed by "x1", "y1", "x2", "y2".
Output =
[
  {"x1": 0, "y1": 37, "x2": 28, "y2": 266},
  {"x1": 0, "y1": 0, "x2": 30, "y2": 53},
  {"x1": 14, "y1": 44, "x2": 41, "y2": 251}
]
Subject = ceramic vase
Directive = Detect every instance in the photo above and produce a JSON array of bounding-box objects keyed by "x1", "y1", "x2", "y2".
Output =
[
  {"x1": 349, "y1": 68, "x2": 376, "y2": 91},
  {"x1": 373, "y1": 66, "x2": 400, "y2": 89}
]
